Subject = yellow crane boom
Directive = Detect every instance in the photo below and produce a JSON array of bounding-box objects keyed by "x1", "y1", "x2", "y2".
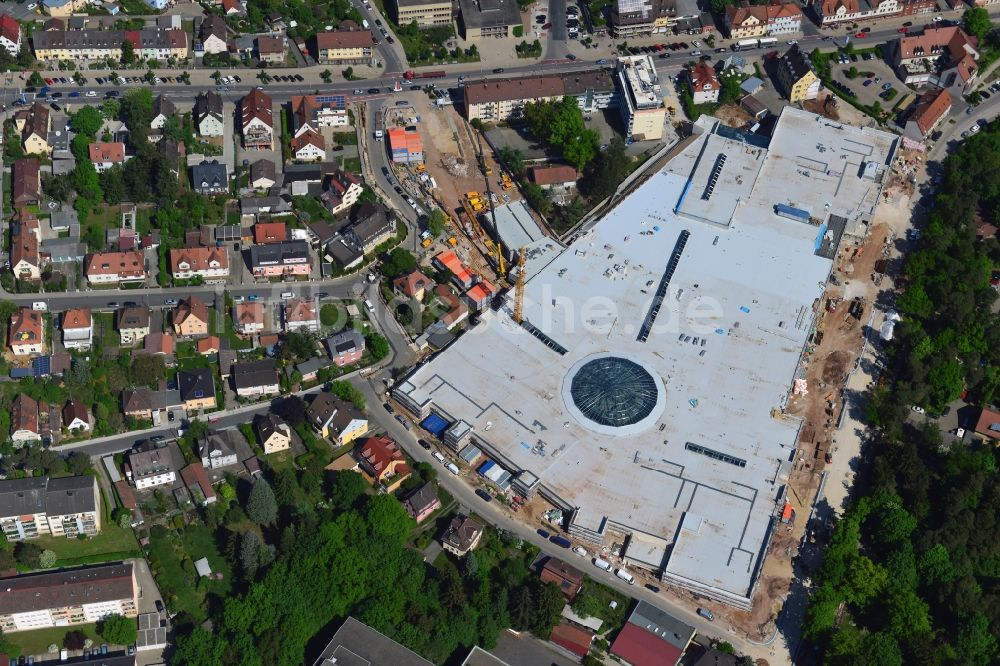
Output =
[{"x1": 513, "y1": 247, "x2": 526, "y2": 325}]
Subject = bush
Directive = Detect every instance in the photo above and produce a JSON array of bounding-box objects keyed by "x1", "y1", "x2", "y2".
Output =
[
  {"x1": 39, "y1": 549, "x2": 57, "y2": 568},
  {"x1": 98, "y1": 613, "x2": 137, "y2": 646}
]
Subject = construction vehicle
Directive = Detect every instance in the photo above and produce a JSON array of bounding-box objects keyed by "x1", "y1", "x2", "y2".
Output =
[
  {"x1": 500, "y1": 173, "x2": 514, "y2": 191},
  {"x1": 415, "y1": 164, "x2": 427, "y2": 173},
  {"x1": 403, "y1": 70, "x2": 446, "y2": 81},
  {"x1": 447, "y1": 236, "x2": 458, "y2": 246}
]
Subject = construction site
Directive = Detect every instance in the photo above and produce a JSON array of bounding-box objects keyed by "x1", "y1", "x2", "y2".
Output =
[{"x1": 392, "y1": 107, "x2": 901, "y2": 633}]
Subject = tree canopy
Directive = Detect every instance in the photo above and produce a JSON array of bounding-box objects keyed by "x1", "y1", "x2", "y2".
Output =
[{"x1": 522, "y1": 96, "x2": 600, "y2": 171}]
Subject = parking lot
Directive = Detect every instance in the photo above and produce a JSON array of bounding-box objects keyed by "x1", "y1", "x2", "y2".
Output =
[{"x1": 828, "y1": 50, "x2": 914, "y2": 108}]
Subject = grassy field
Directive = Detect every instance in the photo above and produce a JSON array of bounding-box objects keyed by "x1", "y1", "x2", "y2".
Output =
[
  {"x1": 147, "y1": 522, "x2": 231, "y2": 623},
  {"x1": 33, "y1": 521, "x2": 140, "y2": 567},
  {"x1": 8, "y1": 623, "x2": 101, "y2": 657}
]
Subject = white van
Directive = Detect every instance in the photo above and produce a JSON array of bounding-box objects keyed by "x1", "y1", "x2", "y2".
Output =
[
  {"x1": 446, "y1": 462, "x2": 459, "y2": 475},
  {"x1": 615, "y1": 568, "x2": 635, "y2": 585},
  {"x1": 31, "y1": 301, "x2": 47, "y2": 311},
  {"x1": 280, "y1": 291, "x2": 294, "y2": 300},
  {"x1": 362, "y1": 19, "x2": 370, "y2": 29},
  {"x1": 433, "y1": 451, "x2": 445, "y2": 463},
  {"x1": 364, "y1": 299, "x2": 375, "y2": 312},
  {"x1": 593, "y1": 558, "x2": 612, "y2": 571}
]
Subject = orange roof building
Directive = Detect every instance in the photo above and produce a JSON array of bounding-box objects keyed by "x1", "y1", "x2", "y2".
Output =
[
  {"x1": 254, "y1": 222, "x2": 288, "y2": 245},
  {"x1": 432, "y1": 250, "x2": 475, "y2": 289},
  {"x1": 387, "y1": 127, "x2": 424, "y2": 165},
  {"x1": 358, "y1": 435, "x2": 411, "y2": 490}
]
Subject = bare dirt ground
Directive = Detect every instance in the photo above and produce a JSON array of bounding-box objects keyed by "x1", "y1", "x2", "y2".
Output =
[
  {"x1": 803, "y1": 94, "x2": 841, "y2": 122},
  {"x1": 716, "y1": 104, "x2": 753, "y2": 129}
]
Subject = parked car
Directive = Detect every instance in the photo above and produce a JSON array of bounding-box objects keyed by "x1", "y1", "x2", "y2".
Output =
[
  {"x1": 367, "y1": 87, "x2": 380, "y2": 94},
  {"x1": 155, "y1": 599, "x2": 165, "y2": 613},
  {"x1": 645, "y1": 583, "x2": 661, "y2": 593},
  {"x1": 863, "y1": 79, "x2": 873, "y2": 87},
  {"x1": 383, "y1": 401, "x2": 395, "y2": 413},
  {"x1": 475, "y1": 488, "x2": 492, "y2": 502},
  {"x1": 550, "y1": 535, "x2": 572, "y2": 548},
  {"x1": 418, "y1": 439, "x2": 431, "y2": 450},
  {"x1": 697, "y1": 607, "x2": 715, "y2": 621},
  {"x1": 537, "y1": 528, "x2": 550, "y2": 539},
  {"x1": 881, "y1": 82, "x2": 892, "y2": 90}
]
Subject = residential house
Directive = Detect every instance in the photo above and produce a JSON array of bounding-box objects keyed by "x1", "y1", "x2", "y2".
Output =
[
  {"x1": 169, "y1": 246, "x2": 230, "y2": 282},
  {"x1": 315, "y1": 29, "x2": 373, "y2": 64},
  {"x1": 290, "y1": 95, "x2": 350, "y2": 136},
  {"x1": 724, "y1": 1, "x2": 801, "y2": 39},
  {"x1": 126, "y1": 442, "x2": 176, "y2": 489},
  {"x1": 441, "y1": 514, "x2": 483, "y2": 557},
  {"x1": 173, "y1": 295, "x2": 209, "y2": 337},
  {"x1": 178, "y1": 367, "x2": 216, "y2": 410},
  {"x1": 10, "y1": 394, "x2": 40, "y2": 446},
  {"x1": 307, "y1": 392, "x2": 368, "y2": 443},
  {"x1": 9, "y1": 308, "x2": 44, "y2": 356},
  {"x1": 393, "y1": 269, "x2": 433, "y2": 301},
  {"x1": 234, "y1": 301, "x2": 265, "y2": 335},
  {"x1": 889, "y1": 26, "x2": 980, "y2": 96},
  {"x1": 432, "y1": 250, "x2": 475, "y2": 289},
  {"x1": 121, "y1": 387, "x2": 153, "y2": 420},
  {"x1": 0, "y1": 14, "x2": 22, "y2": 57},
  {"x1": 221, "y1": 0, "x2": 240, "y2": 15},
  {"x1": 190, "y1": 160, "x2": 229, "y2": 195},
  {"x1": 232, "y1": 358, "x2": 280, "y2": 397},
  {"x1": 199, "y1": 15, "x2": 228, "y2": 54},
  {"x1": 62, "y1": 400, "x2": 89, "y2": 432},
  {"x1": 256, "y1": 35, "x2": 284, "y2": 63},
  {"x1": 241, "y1": 88, "x2": 274, "y2": 150},
  {"x1": 88, "y1": 141, "x2": 127, "y2": 173},
  {"x1": 61, "y1": 308, "x2": 92, "y2": 351},
  {"x1": 346, "y1": 203, "x2": 395, "y2": 254},
  {"x1": 903, "y1": 87, "x2": 952, "y2": 141},
  {"x1": 12, "y1": 158, "x2": 40, "y2": 206},
  {"x1": 123, "y1": 27, "x2": 189, "y2": 61},
  {"x1": 14, "y1": 103, "x2": 50, "y2": 156},
  {"x1": 9, "y1": 212, "x2": 41, "y2": 281},
  {"x1": 200, "y1": 431, "x2": 239, "y2": 469},
  {"x1": 117, "y1": 306, "x2": 150, "y2": 346},
  {"x1": 528, "y1": 164, "x2": 579, "y2": 190},
  {"x1": 818, "y1": 0, "x2": 935, "y2": 26},
  {"x1": 197, "y1": 335, "x2": 220, "y2": 355},
  {"x1": 85, "y1": 251, "x2": 146, "y2": 286},
  {"x1": 179, "y1": 462, "x2": 217, "y2": 505},
  {"x1": 610, "y1": 600, "x2": 696, "y2": 666},
  {"x1": 403, "y1": 482, "x2": 440, "y2": 523},
  {"x1": 254, "y1": 412, "x2": 291, "y2": 454},
  {"x1": 540, "y1": 558, "x2": 584, "y2": 601},
  {"x1": 358, "y1": 434, "x2": 410, "y2": 491},
  {"x1": 294, "y1": 355, "x2": 331, "y2": 382},
  {"x1": 150, "y1": 95, "x2": 177, "y2": 131},
  {"x1": 250, "y1": 240, "x2": 311, "y2": 278},
  {"x1": 550, "y1": 623, "x2": 595, "y2": 660},
  {"x1": 0, "y1": 563, "x2": 137, "y2": 633},
  {"x1": 291, "y1": 129, "x2": 326, "y2": 161},
  {"x1": 324, "y1": 328, "x2": 365, "y2": 366},
  {"x1": 249, "y1": 159, "x2": 277, "y2": 189},
  {"x1": 432, "y1": 285, "x2": 469, "y2": 330},
  {"x1": 142, "y1": 331, "x2": 175, "y2": 359},
  {"x1": 974, "y1": 406, "x2": 1000, "y2": 440},
  {"x1": 254, "y1": 221, "x2": 288, "y2": 244},
  {"x1": 688, "y1": 62, "x2": 720, "y2": 104},
  {"x1": 283, "y1": 298, "x2": 319, "y2": 332},
  {"x1": 195, "y1": 91, "x2": 225, "y2": 137},
  {"x1": 0, "y1": 476, "x2": 100, "y2": 541},
  {"x1": 321, "y1": 170, "x2": 362, "y2": 215}
]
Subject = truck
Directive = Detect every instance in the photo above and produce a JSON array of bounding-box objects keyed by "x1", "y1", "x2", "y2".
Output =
[
  {"x1": 403, "y1": 70, "x2": 446, "y2": 81},
  {"x1": 734, "y1": 39, "x2": 760, "y2": 51}
]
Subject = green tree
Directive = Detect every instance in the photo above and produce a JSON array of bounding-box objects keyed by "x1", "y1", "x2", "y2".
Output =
[
  {"x1": 218, "y1": 481, "x2": 237, "y2": 504},
  {"x1": 366, "y1": 333, "x2": 390, "y2": 361},
  {"x1": 320, "y1": 304, "x2": 343, "y2": 327},
  {"x1": 14, "y1": 541, "x2": 42, "y2": 568},
  {"x1": 582, "y1": 137, "x2": 630, "y2": 200},
  {"x1": 321, "y1": 69, "x2": 333, "y2": 83},
  {"x1": 121, "y1": 39, "x2": 137, "y2": 66},
  {"x1": 955, "y1": 612, "x2": 998, "y2": 666},
  {"x1": 98, "y1": 613, "x2": 137, "y2": 646},
  {"x1": 499, "y1": 147, "x2": 524, "y2": 175},
  {"x1": 329, "y1": 381, "x2": 365, "y2": 409},
  {"x1": 426, "y1": 209, "x2": 446, "y2": 237},
  {"x1": 39, "y1": 549, "x2": 56, "y2": 568},
  {"x1": 70, "y1": 106, "x2": 103, "y2": 138},
  {"x1": 239, "y1": 530, "x2": 262, "y2": 576},
  {"x1": 245, "y1": 479, "x2": 278, "y2": 525},
  {"x1": 530, "y1": 582, "x2": 564, "y2": 637},
  {"x1": 27, "y1": 71, "x2": 43, "y2": 87},
  {"x1": 328, "y1": 470, "x2": 367, "y2": 510},
  {"x1": 963, "y1": 7, "x2": 992, "y2": 40},
  {"x1": 844, "y1": 555, "x2": 887, "y2": 606},
  {"x1": 381, "y1": 247, "x2": 417, "y2": 277},
  {"x1": 861, "y1": 632, "x2": 902, "y2": 666},
  {"x1": 365, "y1": 494, "x2": 414, "y2": 541}
]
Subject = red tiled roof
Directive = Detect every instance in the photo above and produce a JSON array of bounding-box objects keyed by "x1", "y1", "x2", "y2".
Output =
[
  {"x1": 316, "y1": 29, "x2": 373, "y2": 50},
  {"x1": 359, "y1": 434, "x2": 408, "y2": 479},
  {"x1": 0, "y1": 14, "x2": 20, "y2": 45},
  {"x1": 611, "y1": 623, "x2": 683, "y2": 666},
  {"x1": 86, "y1": 251, "x2": 145, "y2": 279},
  {"x1": 690, "y1": 62, "x2": 720, "y2": 91},
  {"x1": 530, "y1": 164, "x2": 579, "y2": 186},
  {"x1": 236, "y1": 302, "x2": 264, "y2": 326},
  {"x1": 10, "y1": 307, "x2": 42, "y2": 344},
  {"x1": 393, "y1": 270, "x2": 433, "y2": 297},
  {"x1": 62, "y1": 308, "x2": 91, "y2": 330},
  {"x1": 975, "y1": 407, "x2": 1000, "y2": 438},
  {"x1": 910, "y1": 88, "x2": 951, "y2": 136},
  {"x1": 254, "y1": 222, "x2": 287, "y2": 244},
  {"x1": 88, "y1": 141, "x2": 125, "y2": 164},
  {"x1": 197, "y1": 336, "x2": 220, "y2": 354},
  {"x1": 291, "y1": 128, "x2": 325, "y2": 153},
  {"x1": 241, "y1": 88, "x2": 273, "y2": 130},
  {"x1": 174, "y1": 295, "x2": 209, "y2": 328},
  {"x1": 169, "y1": 247, "x2": 229, "y2": 274},
  {"x1": 549, "y1": 623, "x2": 593, "y2": 658},
  {"x1": 180, "y1": 462, "x2": 217, "y2": 502}
]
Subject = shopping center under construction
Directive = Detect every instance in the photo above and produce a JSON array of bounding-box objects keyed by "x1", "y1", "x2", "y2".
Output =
[{"x1": 394, "y1": 108, "x2": 898, "y2": 610}]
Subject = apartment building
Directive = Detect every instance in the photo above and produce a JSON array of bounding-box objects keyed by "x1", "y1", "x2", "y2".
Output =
[
  {"x1": 903, "y1": 87, "x2": 951, "y2": 141},
  {"x1": 88, "y1": 141, "x2": 127, "y2": 173},
  {"x1": 688, "y1": 62, "x2": 721, "y2": 104},
  {"x1": 127, "y1": 27, "x2": 189, "y2": 60},
  {"x1": 610, "y1": 0, "x2": 679, "y2": 38},
  {"x1": 616, "y1": 55, "x2": 666, "y2": 141},
  {"x1": 0, "y1": 563, "x2": 137, "y2": 633},
  {"x1": 12, "y1": 158, "x2": 40, "y2": 206},
  {"x1": 169, "y1": 246, "x2": 230, "y2": 282},
  {"x1": 818, "y1": 0, "x2": 935, "y2": 25},
  {"x1": 241, "y1": 88, "x2": 274, "y2": 150},
  {"x1": 0, "y1": 476, "x2": 101, "y2": 542},
  {"x1": 0, "y1": 14, "x2": 22, "y2": 57},
  {"x1": 232, "y1": 359, "x2": 280, "y2": 397},
  {"x1": 724, "y1": 1, "x2": 802, "y2": 39},
  {"x1": 777, "y1": 44, "x2": 820, "y2": 103},
  {"x1": 464, "y1": 69, "x2": 617, "y2": 122},
  {"x1": 321, "y1": 170, "x2": 363, "y2": 215},
  {"x1": 315, "y1": 30, "x2": 373, "y2": 64},
  {"x1": 178, "y1": 367, "x2": 216, "y2": 411},
  {"x1": 889, "y1": 26, "x2": 980, "y2": 96},
  {"x1": 290, "y1": 94, "x2": 350, "y2": 135},
  {"x1": 195, "y1": 91, "x2": 225, "y2": 137},
  {"x1": 172, "y1": 295, "x2": 209, "y2": 337},
  {"x1": 84, "y1": 251, "x2": 146, "y2": 286},
  {"x1": 126, "y1": 442, "x2": 177, "y2": 489},
  {"x1": 32, "y1": 29, "x2": 122, "y2": 61},
  {"x1": 457, "y1": 0, "x2": 521, "y2": 39},
  {"x1": 249, "y1": 240, "x2": 311, "y2": 277},
  {"x1": 390, "y1": 0, "x2": 453, "y2": 27}
]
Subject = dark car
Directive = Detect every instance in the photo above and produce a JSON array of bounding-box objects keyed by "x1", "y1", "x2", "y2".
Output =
[
  {"x1": 475, "y1": 488, "x2": 493, "y2": 502},
  {"x1": 645, "y1": 583, "x2": 661, "y2": 593},
  {"x1": 418, "y1": 439, "x2": 432, "y2": 450},
  {"x1": 410, "y1": 85, "x2": 421, "y2": 91},
  {"x1": 550, "y1": 535, "x2": 572, "y2": 548},
  {"x1": 697, "y1": 607, "x2": 715, "y2": 621},
  {"x1": 367, "y1": 87, "x2": 381, "y2": 94},
  {"x1": 493, "y1": 67, "x2": 505, "y2": 73},
  {"x1": 536, "y1": 528, "x2": 550, "y2": 538},
  {"x1": 155, "y1": 599, "x2": 165, "y2": 613},
  {"x1": 394, "y1": 185, "x2": 404, "y2": 194},
  {"x1": 316, "y1": 291, "x2": 329, "y2": 298},
  {"x1": 383, "y1": 402, "x2": 395, "y2": 414},
  {"x1": 381, "y1": 166, "x2": 390, "y2": 177}
]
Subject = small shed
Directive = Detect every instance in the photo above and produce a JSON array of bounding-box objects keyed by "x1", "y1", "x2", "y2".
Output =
[{"x1": 194, "y1": 557, "x2": 213, "y2": 578}]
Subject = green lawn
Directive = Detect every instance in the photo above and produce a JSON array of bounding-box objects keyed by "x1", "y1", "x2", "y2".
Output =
[
  {"x1": 340, "y1": 156, "x2": 362, "y2": 173},
  {"x1": 94, "y1": 312, "x2": 119, "y2": 349},
  {"x1": 33, "y1": 522, "x2": 139, "y2": 567},
  {"x1": 175, "y1": 341, "x2": 209, "y2": 370},
  {"x1": 8, "y1": 623, "x2": 101, "y2": 657},
  {"x1": 221, "y1": 313, "x2": 251, "y2": 350},
  {"x1": 147, "y1": 523, "x2": 231, "y2": 623}
]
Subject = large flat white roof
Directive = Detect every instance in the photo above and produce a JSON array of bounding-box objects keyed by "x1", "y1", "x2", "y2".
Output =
[{"x1": 396, "y1": 108, "x2": 897, "y2": 607}]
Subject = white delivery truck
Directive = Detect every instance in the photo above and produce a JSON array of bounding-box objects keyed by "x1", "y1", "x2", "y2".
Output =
[
  {"x1": 593, "y1": 558, "x2": 612, "y2": 572},
  {"x1": 615, "y1": 568, "x2": 635, "y2": 585}
]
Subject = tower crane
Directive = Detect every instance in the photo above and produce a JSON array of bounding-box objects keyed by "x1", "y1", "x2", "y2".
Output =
[{"x1": 513, "y1": 247, "x2": 526, "y2": 325}]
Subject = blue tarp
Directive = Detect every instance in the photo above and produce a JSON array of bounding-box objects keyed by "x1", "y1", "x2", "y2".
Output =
[
  {"x1": 477, "y1": 460, "x2": 496, "y2": 477},
  {"x1": 420, "y1": 413, "x2": 450, "y2": 437}
]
